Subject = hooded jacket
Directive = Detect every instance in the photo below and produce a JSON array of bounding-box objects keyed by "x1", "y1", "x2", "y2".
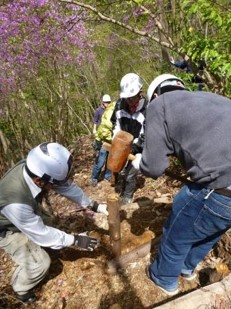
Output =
[{"x1": 95, "y1": 102, "x2": 116, "y2": 143}]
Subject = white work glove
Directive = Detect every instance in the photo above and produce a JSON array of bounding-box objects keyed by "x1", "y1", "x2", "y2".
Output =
[
  {"x1": 89, "y1": 201, "x2": 108, "y2": 215},
  {"x1": 132, "y1": 153, "x2": 142, "y2": 170},
  {"x1": 96, "y1": 203, "x2": 108, "y2": 215},
  {"x1": 93, "y1": 128, "x2": 97, "y2": 135}
]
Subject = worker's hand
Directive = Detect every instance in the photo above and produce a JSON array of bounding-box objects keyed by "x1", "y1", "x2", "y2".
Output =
[
  {"x1": 170, "y1": 56, "x2": 175, "y2": 64},
  {"x1": 74, "y1": 233, "x2": 99, "y2": 251},
  {"x1": 96, "y1": 203, "x2": 108, "y2": 215},
  {"x1": 93, "y1": 128, "x2": 97, "y2": 135},
  {"x1": 89, "y1": 201, "x2": 108, "y2": 215},
  {"x1": 132, "y1": 153, "x2": 142, "y2": 170}
]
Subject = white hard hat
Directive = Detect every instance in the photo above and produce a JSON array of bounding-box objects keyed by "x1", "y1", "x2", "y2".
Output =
[
  {"x1": 26, "y1": 142, "x2": 73, "y2": 184},
  {"x1": 147, "y1": 73, "x2": 185, "y2": 103},
  {"x1": 102, "y1": 94, "x2": 111, "y2": 102},
  {"x1": 120, "y1": 73, "x2": 143, "y2": 98}
]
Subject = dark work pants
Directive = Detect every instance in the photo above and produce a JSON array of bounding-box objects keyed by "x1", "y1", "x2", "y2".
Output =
[{"x1": 122, "y1": 161, "x2": 138, "y2": 199}]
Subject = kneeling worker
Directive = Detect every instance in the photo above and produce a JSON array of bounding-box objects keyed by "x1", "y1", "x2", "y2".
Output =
[{"x1": 0, "y1": 142, "x2": 108, "y2": 303}]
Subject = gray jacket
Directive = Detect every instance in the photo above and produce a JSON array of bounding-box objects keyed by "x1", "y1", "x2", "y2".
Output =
[{"x1": 140, "y1": 90, "x2": 231, "y2": 189}]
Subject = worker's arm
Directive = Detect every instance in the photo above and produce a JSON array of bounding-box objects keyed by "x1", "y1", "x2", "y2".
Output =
[
  {"x1": 93, "y1": 108, "x2": 100, "y2": 134},
  {"x1": 132, "y1": 121, "x2": 145, "y2": 154},
  {"x1": 54, "y1": 181, "x2": 108, "y2": 215},
  {"x1": 112, "y1": 109, "x2": 122, "y2": 138},
  {"x1": 140, "y1": 99, "x2": 173, "y2": 178},
  {"x1": 93, "y1": 123, "x2": 97, "y2": 135},
  {"x1": 1, "y1": 203, "x2": 99, "y2": 250},
  {"x1": 1, "y1": 203, "x2": 74, "y2": 249},
  {"x1": 54, "y1": 180, "x2": 91, "y2": 207}
]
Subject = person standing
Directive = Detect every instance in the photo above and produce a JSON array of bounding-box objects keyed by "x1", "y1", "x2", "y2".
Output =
[
  {"x1": 91, "y1": 101, "x2": 116, "y2": 186},
  {"x1": 170, "y1": 55, "x2": 206, "y2": 91},
  {"x1": 92, "y1": 94, "x2": 111, "y2": 135},
  {"x1": 111, "y1": 73, "x2": 147, "y2": 204},
  {"x1": 0, "y1": 142, "x2": 108, "y2": 303},
  {"x1": 132, "y1": 73, "x2": 231, "y2": 296}
]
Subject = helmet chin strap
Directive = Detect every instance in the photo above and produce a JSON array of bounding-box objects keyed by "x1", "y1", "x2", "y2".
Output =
[{"x1": 25, "y1": 164, "x2": 52, "y2": 189}]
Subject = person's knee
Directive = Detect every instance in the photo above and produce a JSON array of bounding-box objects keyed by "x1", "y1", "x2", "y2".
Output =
[
  {"x1": 42, "y1": 251, "x2": 51, "y2": 274},
  {"x1": 35, "y1": 248, "x2": 51, "y2": 276}
]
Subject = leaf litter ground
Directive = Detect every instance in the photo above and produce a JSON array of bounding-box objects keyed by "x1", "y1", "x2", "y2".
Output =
[{"x1": 1, "y1": 136, "x2": 231, "y2": 309}]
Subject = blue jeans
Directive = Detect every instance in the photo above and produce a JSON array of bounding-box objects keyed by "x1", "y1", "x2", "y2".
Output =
[
  {"x1": 150, "y1": 183, "x2": 231, "y2": 290},
  {"x1": 91, "y1": 147, "x2": 112, "y2": 181}
]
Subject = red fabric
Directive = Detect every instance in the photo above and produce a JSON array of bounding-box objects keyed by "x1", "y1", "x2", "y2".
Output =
[{"x1": 128, "y1": 102, "x2": 139, "y2": 113}]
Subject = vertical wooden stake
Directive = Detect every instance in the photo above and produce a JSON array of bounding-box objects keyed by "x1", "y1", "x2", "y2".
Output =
[{"x1": 107, "y1": 193, "x2": 121, "y2": 258}]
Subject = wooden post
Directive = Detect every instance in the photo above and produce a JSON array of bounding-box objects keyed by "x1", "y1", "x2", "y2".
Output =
[{"x1": 107, "y1": 193, "x2": 121, "y2": 258}]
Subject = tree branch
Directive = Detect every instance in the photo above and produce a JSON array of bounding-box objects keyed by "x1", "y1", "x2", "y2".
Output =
[{"x1": 59, "y1": 0, "x2": 174, "y2": 48}]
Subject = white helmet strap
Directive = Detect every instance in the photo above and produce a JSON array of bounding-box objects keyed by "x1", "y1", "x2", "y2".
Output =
[
  {"x1": 156, "y1": 79, "x2": 185, "y2": 96},
  {"x1": 25, "y1": 163, "x2": 54, "y2": 183}
]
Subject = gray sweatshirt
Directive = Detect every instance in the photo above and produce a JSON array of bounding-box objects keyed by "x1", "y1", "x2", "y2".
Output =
[{"x1": 140, "y1": 90, "x2": 231, "y2": 189}]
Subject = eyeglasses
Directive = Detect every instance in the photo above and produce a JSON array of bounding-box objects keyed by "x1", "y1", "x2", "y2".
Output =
[{"x1": 127, "y1": 91, "x2": 142, "y2": 102}]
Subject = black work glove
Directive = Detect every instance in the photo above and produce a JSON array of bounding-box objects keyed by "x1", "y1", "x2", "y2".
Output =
[{"x1": 74, "y1": 233, "x2": 99, "y2": 251}]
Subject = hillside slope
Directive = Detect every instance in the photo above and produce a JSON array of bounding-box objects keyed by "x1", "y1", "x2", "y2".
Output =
[{"x1": 0, "y1": 136, "x2": 231, "y2": 308}]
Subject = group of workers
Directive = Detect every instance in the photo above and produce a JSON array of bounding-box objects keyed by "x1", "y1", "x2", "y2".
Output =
[{"x1": 1, "y1": 70, "x2": 231, "y2": 303}]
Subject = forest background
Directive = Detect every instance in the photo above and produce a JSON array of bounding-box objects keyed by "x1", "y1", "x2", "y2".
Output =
[{"x1": 0, "y1": 0, "x2": 230, "y2": 176}]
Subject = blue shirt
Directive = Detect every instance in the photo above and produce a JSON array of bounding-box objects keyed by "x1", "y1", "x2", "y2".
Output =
[{"x1": 93, "y1": 106, "x2": 105, "y2": 126}]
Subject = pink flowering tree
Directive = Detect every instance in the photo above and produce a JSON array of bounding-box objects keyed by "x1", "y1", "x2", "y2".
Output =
[
  {"x1": 0, "y1": 0, "x2": 97, "y2": 172},
  {"x1": 0, "y1": 0, "x2": 93, "y2": 98}
]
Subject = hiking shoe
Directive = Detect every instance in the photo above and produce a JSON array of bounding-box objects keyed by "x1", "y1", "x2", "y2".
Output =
[
  {"x1": 91, "y1": 179, "x2": 98, "y2": 187},
  {"x1": 121, "y1": 197, "x2": 132, "y2": 204},
  {"x1": 181, "y1": 272, "x2": 197, "y2": 281},
  {"x1": 16, "y1": 291, "x2": 36, "y2": 303},
  {"x1": 146, "y1": 266, "x2": 179, "y2": 296}
]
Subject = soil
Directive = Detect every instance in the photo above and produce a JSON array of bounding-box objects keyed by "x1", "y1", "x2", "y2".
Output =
[{"x1": 1, "y1": 135, "x2": 231, "y2": 309}]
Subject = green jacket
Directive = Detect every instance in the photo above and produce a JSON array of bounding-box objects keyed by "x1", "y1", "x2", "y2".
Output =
[{"x1": 95, "y1": 102, "x2": 115, "y2": 143}]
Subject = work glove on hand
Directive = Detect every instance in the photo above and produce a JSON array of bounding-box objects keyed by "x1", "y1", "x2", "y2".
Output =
[
  {"x1": 132, "y1": 153, "x2": 142, "y2": 170},
  {"x1": 89, "y1": 201, "x2": 108, "y2": 215},
  {"x1": 74, "y1": 233, "x2": 99, "y2": 251}
]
